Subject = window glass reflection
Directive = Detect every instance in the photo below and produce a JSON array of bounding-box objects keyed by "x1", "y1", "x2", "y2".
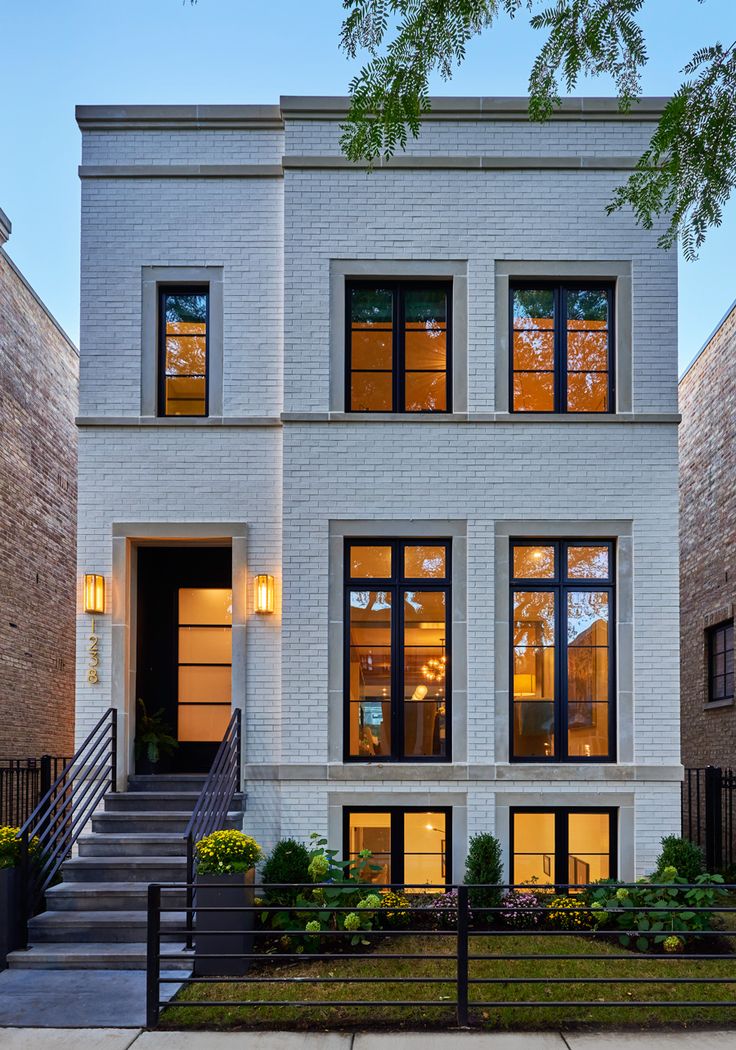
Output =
[
  {"x1": 162, "y1": 291, "x2": 208, "y2": 416},
  {"x1": 513, "y1": 545, "x2": 555, "y2": 579}
]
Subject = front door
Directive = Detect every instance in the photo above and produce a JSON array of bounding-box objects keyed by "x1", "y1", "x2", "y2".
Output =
[{"x1": 136, "y1": 546, "x2": 232, "y2": 773}]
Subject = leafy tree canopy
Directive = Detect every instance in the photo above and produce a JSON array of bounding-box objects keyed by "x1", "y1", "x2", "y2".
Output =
[{"x1": 338, "y1": 0, "x2": 736, "y2": 259}]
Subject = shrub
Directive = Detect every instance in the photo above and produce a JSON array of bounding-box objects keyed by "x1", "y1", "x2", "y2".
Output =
[
  {"x1": 195, "y1": 830, "x2": 262, "y2": 875},
  {"x1": 379, "y1": 889, "x2": 411, "y2": 927},
  {"x1": 654, "y1": 835, "x2": 706, "y2": 884},
  {"x1": 261, "y1": 839, "x2": 311, "y2": 905},
  {"x1": 464, "y1": 832, "x2": 503, "y2": 912},
  {"x1": 546, "y1": 894, "x2": 593, "y2": 930},
  {"x1": 0, "y1": 827, "x2": 40, "y2": 869},
  {"x1": 500, "y1": 890, "x2": 542, "y2": 928}
]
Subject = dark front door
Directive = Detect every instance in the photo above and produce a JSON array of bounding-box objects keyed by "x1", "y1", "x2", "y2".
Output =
[{"x1": 136, "y1": 546, "x2": 232, "y2": 773}]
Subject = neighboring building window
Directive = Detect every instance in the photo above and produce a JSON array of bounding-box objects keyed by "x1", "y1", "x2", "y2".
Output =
[
  {"x1": 345, "y1": 539, "x2": 450, "y2": 761},
  {"x1": 159, "y1": 287, "x2": 209, "y2": 416},
  {"x1": 510, "y1": 282, "x2": 613, "y2": 412},
  {"x1": 347, "y1": 281, "x2": 451, "y2": 412},
  {"x1": 511, "y1": 540, "x2": 615, "y2": 761},
  {"x1": 512, "y1": 808, "x2": 616, "y2": 887},
  {"x1": 707, "y1": 621, "x2": 734, "y2": 703},
  {"x1": 344, "y1": 807, "x2": 451, "y2": 887}
]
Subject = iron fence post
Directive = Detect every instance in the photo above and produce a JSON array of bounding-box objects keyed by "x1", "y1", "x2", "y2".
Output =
[
  {"x1": 456, "y1": 884, "x2": 469, "y2": 1027},
  {"x1": 19, "y1": 827, "x2": 29, "y2": 949},
  {"x1": 110, "y1": 708, "x2": 118, "y2": 792},
  {"x1": 705, "y1": 765, "x2": 723, "y2": 872},
  {"x1": 146, "y1": 883, "x2": 161, "y2": 1028},
  {"x1": 185, "y1": 835, "x2": 194, "y2": 951}
]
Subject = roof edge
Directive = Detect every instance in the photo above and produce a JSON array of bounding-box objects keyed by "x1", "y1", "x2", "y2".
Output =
[
  {"x1": 0, "y1": 247, "x2": 79, "y2": 357},
  {"x1": 76, "y1": 96, "x2": 670, "y2": 130},
  {"x1": 0, "y1": 207, "x2": 11, "y2": 246},
  {"x1": 680, "y1": 296, "x2": 736, "y2": 383}
]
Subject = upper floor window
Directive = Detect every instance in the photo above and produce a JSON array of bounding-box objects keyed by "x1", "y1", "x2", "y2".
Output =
[
  {"x1": 159, "y1": 287, "x2": 209, "y2": 416},
  {"x1": 707, "y1": 621, "x2": 734, "y2": 703},
  {"x1": 345, "y1": 539, "x2": 450, "y2": 761},
  {"x1": 511, "y1": 282, "x2": 613, "y2": 413},
  {"x1": 347, "y1": 281, "x2": 451, "y2": 412},
  {"x1": 511, "y1": 540, "x2": 615, "y2": 762}
]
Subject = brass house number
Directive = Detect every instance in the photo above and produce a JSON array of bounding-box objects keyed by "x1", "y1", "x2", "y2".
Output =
[{"x1": 88, "y1": 619, "x2": 100, "y2": 684}]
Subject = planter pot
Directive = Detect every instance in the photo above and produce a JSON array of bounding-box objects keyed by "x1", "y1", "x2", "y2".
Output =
[
  {"x1": 194, "y1": 868, "x2": 255, "y2": 977},
  {"x1": 0, "y1": 868, "x2": 21, "y2": 968}
]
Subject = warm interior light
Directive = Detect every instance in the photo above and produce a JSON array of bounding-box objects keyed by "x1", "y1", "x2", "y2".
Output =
[
  {"x1": 83, "y1": 574, "x2": 105, "y2": 614},
  {"x1": 254, "y1": 574, "x2": 275, "y2": 614}
]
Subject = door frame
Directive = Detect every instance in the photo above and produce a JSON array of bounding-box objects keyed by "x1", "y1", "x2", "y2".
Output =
[{"x1": 112, "y1": 522, "x2": 247, "y2": 788}]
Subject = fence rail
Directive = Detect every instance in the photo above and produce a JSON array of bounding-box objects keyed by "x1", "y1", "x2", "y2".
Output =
[
  {"x1": 146, "y1": 879, "x2": 736, "y2": 1028},
  {"x1": 0, "y1": 757, "x2": 70, "y2": 828}
]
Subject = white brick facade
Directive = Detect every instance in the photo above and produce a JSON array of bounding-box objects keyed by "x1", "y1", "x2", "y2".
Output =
[{"x1": 75, "y1": 97, "x2": 681, "y2": 881}]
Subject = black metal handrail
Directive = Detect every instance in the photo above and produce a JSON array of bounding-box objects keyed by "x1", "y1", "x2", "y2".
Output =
[
  {"x1": 183, "y1": 708, "x2": 242, "y2": 947},
  {"x1": 16, "y1": 708, "x2": 117, "y2": 945}
]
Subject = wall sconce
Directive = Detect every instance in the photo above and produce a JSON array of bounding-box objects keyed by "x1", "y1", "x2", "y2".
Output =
[
  {"x1": 254, "y1": 574, "x2": 275, "y2": 614},
  {"x1": 83, "y1": 574, "x2": 105, "y2": 614}
]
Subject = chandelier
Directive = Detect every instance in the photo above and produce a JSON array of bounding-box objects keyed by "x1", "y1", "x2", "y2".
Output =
[{"x1": 421, "y1": 654, "x2": 447, "y2": 682}]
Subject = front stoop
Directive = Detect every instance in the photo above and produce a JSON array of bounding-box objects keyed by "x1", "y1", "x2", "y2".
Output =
[{"x1": 6, "y1": 775, "x2": 245, "y2": 971}]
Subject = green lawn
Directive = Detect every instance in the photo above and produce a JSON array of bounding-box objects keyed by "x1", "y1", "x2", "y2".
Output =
[{"x1": 160, "y1": 928, "x2": 736, "y2": 1031}]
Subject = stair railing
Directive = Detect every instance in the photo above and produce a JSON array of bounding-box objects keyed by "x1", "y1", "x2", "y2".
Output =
[
  {"x1": 183, "y1": 708, "x2": 241, "y2": 948},
  {"x1": 16, "y1": 708, "x2": 117, "y2": 947}
]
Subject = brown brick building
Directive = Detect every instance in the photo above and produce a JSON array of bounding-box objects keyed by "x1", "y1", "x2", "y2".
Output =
[
  {"x1": 680, "y1": 300, "x2": 736, "y2": 769},
  {"x1": 0, "y1": 208, "x2": 78, "y2": 760}
]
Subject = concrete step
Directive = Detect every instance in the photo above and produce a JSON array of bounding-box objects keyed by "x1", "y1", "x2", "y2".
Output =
[
  {"x1": 78, "y1": 832, "x2": 188, "y2": 858},
  {"x1": 45, "y1": 881, "x2": 187, "y2": 911},
  {"x1": 128, "y1": 774, "x2": 207, "y2": 793},
  {"x1": 28, "y1": 910, "x2": 187, "y2": 944},
  {"x1": 104, "y1": 791, "x2": 200, "y2": 813},
  {"x1": 62, "y1": 855, "x2": 188, "y2": 883},
  {"x1": 7, "y1": 941, "x2": 193, "y2": 971},
  {"x1": 91, "y1": 809, "x2": 242, "y2": 835}
]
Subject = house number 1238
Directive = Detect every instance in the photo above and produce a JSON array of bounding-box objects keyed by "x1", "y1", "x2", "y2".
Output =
[{"x1": 88, "y1": 619, "x2": 100, "y2": 684}]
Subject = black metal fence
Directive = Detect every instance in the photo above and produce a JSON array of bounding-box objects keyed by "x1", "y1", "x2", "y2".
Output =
[
  {"x1": 0, "y1": 756, "x2": 69, "y2": 827},
  {"x1": 682, "y1": 766, "x2": 736, "y2": 871},
  {"x1": 146, "y1": 880, "x2": 736, "y2": 1028}
]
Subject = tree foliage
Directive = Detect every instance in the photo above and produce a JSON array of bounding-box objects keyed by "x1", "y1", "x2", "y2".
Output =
[{"x1": 339, "y1": 0, "x2": 736, "y2": 257}]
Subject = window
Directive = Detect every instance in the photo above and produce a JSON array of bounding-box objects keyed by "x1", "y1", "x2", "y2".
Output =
[
  {"x1": 344, "y1": 807, "x2": 451, "y2": 888},
  {"x1": 159, "y1": 287, "x2": 209, "y2": 416},
  {"x1": 511, "y1": 540, "x2": 615, "y2": 761},
  {"x1": 511, "y1": 808, "x2": 616, "y2": 887},
  {"x1": 347, "y1": 281, "x2": 451, "y2": 412},
  {"x1": 177, "y1": 588, "x2": 232, "y2": 742},
  {"x1": 511, "y1": 282, "x2": 613, "y2": 412},
  {"x1": 707, "y1": 621, "x2": 734, "y2": 703},
  {"x1": 345, "y1": 539, "x2": 450, "y2": 761}
]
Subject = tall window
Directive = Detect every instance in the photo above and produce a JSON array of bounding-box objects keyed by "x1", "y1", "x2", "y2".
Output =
[
  {"x1": 512, "y1": 808, "x2": 615, "y2": 887},
  {"x1": 511, "y1": 540, "x2": 615, "y2": 761},
  {"x1": 345, "y1": 807, "x2": 451, "y2": 887},
  {"x1": 159, "y1": 287, "x2": 209, "y2": 416},
  {"x1": 347, "y1": 281, "x2": 451, "y2": 412},
  {"x1": 707, "y1": 622, "x2": 734, "y2": 703},
  {"x1": 345, "y1": 539, "x2": 450, "y2": 761},
  {"x1": 511, "y1": 282, "x2": 613, "y2": 413}
]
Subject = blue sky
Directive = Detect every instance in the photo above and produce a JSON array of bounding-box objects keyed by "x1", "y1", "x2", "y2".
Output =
[{"x1": 2, "y1": 0, "x2": 734, "y2": 371}]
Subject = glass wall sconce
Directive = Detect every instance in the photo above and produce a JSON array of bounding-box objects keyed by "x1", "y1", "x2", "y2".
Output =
[
  {"x1": 83, "y1": 573, "x2": 105, "y2": 614},
  {"x1": 254, "y1": 574, "x2": 275, "y2": 614}
]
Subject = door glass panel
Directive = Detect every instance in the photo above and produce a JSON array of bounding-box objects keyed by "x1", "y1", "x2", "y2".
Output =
[
  {"x1": 348, "y1": 591, "x2": 392, "y2": 757},
  {"x1": 513, "y1": 591, "x2": 555, "y2": 757},
  {"x1": 178, "y1": 587, "x2": 232, "y2": 742},
  {"x1": 567, "y1": 812, "x2": 611, "y2": 885},
  {"x1": 403, "y1": 591, "x2": 447, "y2": 757},
  {"x1": 404, "y1": 811, "x2": 447, "y2": 889},
  {"x1": 567, "y1": 591, "x2": 609, "y2": 757},
  {"x1": 513, "y1": 811, "x2": 555, "y2": 886},
  {"x1": 348, "y1": 812, "x2": 391, "y2": 884}
]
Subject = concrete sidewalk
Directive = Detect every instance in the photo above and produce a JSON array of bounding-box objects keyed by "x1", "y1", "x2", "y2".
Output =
[{"x1": 2, "y1": 1031, "x2": 736, "y2": 1048}]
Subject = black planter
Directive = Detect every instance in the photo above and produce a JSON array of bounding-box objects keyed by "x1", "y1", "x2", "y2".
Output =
[
  {"x1": 0, "y1": 868, "x2": 21, "y2": 968},
  {"x1": 194, "y1": 868, "x2": 255, "y2": 977}
]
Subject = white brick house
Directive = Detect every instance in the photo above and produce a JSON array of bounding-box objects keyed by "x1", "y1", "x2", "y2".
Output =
[{"x1": 75, "y1": 96, "x2": 681, "y2": 887}]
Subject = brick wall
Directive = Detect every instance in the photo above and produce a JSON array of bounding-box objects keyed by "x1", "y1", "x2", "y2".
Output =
[
  {"x1": 0, "y1": 249, "x2": 78, "y2": 760},
  {"x1": 680, "y1": 303, "x2": 736, "y2": 769}
]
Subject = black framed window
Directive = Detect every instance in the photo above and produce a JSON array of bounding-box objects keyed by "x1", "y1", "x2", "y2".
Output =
[
  {"x1": 344, "y1": 806, "x2": 451, "y2": 888},
  {"x1": 511, "y1": 540, "x2": 615, "y2": 762},
  {"x1": 347, "y1": 281, "x2": 451, "y2": 412},
  {"x1": 511, "y1": 281, "x2": 614, "y2": 413},
  {"x1": 158, "y1": 286, "x2": 209, "y2": 416},
  {"x1": 511, "y1": 807, "x2": 616, "y2": 888},
  {"x1": 345, "y1": 539, "x2": 450, "y2": 761},
  {"x1": 707, "y1": 621, "x2": 734, "y2": 703}
]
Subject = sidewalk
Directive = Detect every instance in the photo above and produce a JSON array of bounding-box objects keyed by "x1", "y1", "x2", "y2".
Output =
[{"x1": 2, "y1": 1031, "x2": 736, "y2": 1048}]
